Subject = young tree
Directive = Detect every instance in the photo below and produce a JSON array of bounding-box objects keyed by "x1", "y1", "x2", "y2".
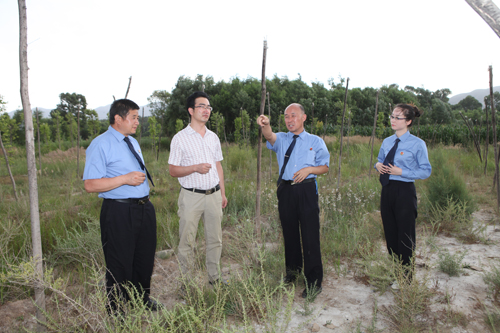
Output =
[{"x1": 51, "y1": 109, "x2": 63, "y2": 149}]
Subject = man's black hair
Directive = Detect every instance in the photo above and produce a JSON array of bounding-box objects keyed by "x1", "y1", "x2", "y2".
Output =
[
  {"x1": 109, "y1": 99, "x2": 140, "y2": 124},
  {"x1": 186, "y1": 91, "x2": 210, "y2": 119}
]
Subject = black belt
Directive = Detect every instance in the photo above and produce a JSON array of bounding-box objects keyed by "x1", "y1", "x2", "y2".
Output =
[
  {"x1": 182, "y1": 184, "x2": 220, "y2": 195},
  {"x1": 279, "y1": 178, "x2": 316, "y2": 186},
  {"x1": 107, "y1": 196, "x2": 150, "y2": 205}
]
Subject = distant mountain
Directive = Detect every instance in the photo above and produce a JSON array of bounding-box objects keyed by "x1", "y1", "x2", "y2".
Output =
[
  {"x1": 449, "y1": 86, "x2": 500, "y2": 106},
  {"x1": 7, "y1": 105, "x2": 152, "y2": 120}
]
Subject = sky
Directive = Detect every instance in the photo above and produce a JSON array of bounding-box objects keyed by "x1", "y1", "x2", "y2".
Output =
[{"x1": 2, "y1": 0, "x2": 500, "y2": 112}]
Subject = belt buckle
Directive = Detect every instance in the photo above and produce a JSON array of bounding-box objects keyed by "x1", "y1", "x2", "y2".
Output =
[
  {"x1": 290, "y1": 181, "x2": 296, "y2": 186},
  {"x1": 206, "y1": 188, "x2": 214, "y2": 195},
  {"x1": 138, "y1": 199, "x2": 147, "y2": 205}
]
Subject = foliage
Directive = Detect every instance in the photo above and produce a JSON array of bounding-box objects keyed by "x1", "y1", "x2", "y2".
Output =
[
  {"x1": 437, "y1": 249, "x2": 466, "y2": 277},
  {"x1": 175, "y1": 119, "x2": 184, "y2": 133},
  {"x1": 425, "y1": 151, "x2": 475, "y2": 216},
  {"x1": 148, "y1": 116, "x2": 161, "y2": 155}
]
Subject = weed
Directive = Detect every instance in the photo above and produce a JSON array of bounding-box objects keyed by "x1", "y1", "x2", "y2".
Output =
[{"x1": 437, "y1": 249, "x2": 466, "y2": 277}]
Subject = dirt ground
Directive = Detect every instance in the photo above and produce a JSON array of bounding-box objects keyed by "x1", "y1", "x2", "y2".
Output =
[{"x1": 1, "y1": 207, "x2": 499, "y2": 332}]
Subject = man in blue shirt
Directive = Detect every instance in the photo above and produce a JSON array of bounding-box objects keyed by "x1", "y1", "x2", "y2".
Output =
[
  {"x1": 257, "y1": 103, "x2": 330, "y2": 299},
  {"x1": 83, "y1": 99, "x2": 160, "y2": 312}
]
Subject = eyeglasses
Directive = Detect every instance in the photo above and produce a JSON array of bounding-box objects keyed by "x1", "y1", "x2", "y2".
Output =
[
  {"x1": 194, "y1": 105, "x2": 213, "y2": 111},
  {"x1": 389, "y1": 115, "x2": 407, "y2": 121}
]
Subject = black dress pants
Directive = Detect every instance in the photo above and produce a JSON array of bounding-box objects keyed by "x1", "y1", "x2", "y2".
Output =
[
  {"x1": 100, "y1": 199, "x2": 157, "y2": 308},
  {"x1": 277, "y1": 181, "x2": 323, "y2": 288},
  {"x1": 380, "y1": 181, "x2": 417, "y2": 274}
]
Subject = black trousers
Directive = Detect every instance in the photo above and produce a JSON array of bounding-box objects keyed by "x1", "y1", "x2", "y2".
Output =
[
  {"x1": 380, "y1": 181, "x2": 417, "y2": 272},
  {"x1": 277, "y1": 181, "x2": 323, "y2": 288},
  {"x1": 100, "y1": 199, "x2": 157, "y2": 308}
]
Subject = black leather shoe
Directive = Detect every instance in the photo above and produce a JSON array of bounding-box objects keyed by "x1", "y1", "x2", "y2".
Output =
[
  {"x1": 302, "y1": 286, "x2": 322, "y2": 299},
  {"x1": 145, "y1": 298, "x2": 163, "y2": 311},
  {"x1": 282, "y1": 274, "x2": 296, "y2": 284},
  {"x1": 209, "y1": 278, "x2": 229, "y2": 287}
]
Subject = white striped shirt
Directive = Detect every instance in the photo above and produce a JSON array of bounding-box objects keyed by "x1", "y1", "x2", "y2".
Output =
[{"x1": 168, "y1": 124, "x2": 223, "y2": 189}]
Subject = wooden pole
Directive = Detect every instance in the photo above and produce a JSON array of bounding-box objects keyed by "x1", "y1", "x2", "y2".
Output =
[
  {"x1": 337, "y1": 78, "x2": 349, "y2": 190},
  {"x1": 124, "y1": 76, "x2": 132, "y2": 99},
  {"x1": 36, "y1": 107, "x2": 41, "y2": 173},
  {"x1": 369, "y1": 91, "x2": 379, "y2": 177},
  {"x1": 311, "y1": 101, "x2": 315, "y2": 133},
  {"x1": 489, "y1": 66, "x2": 500, "y2": 210},
  {"x1": 485, "y1": 96, "x2": 490, "y2": 175},
  {"x1": 255, "y1": 40, "x2": 268, "y2": 239},
  {"x1": 0, "y1": 131, "x2": 19, "y2": 201},
  {"x1": 18, "y1": 0, "x2": 46, "y2": 330},
  {"x1": 267, "y1": 92, "x2": 272, "y2": 180}
]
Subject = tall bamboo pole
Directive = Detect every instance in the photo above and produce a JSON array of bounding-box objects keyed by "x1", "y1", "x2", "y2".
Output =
[
  {"x1": 489, "y1": 66, "x2": 500, "y2": 211},
  {"x1": 76, "y1": 106, "x2": 81, "y2": 179},
  {"x1": 336, "y1": 78, "x2": 349, "y2": 190},
  {"x1": 267, "y1": 92, "x2": 272, "y2": 180},
  {"x1": 485, "y1": 96, "x2": 490, "y2": 175},
  {"x1": 18, "y1": 0, "x2": 46, "y2": 330},
  {"x1": 255, "y1": 40, "x2": 268, "y2": 239}
]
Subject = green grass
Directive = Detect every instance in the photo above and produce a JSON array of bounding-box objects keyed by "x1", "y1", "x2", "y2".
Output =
[{"x1": 0, "y1": 139, "x2": 495, "y2": 332}]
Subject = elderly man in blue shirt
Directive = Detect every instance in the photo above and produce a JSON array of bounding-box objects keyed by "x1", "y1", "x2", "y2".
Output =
[
  {"x1": 257, "y1": 103, "x2": 330, "y2": 299},
  {"x1": 83, "y1": 99, "x2": 161, "y2": 312}
]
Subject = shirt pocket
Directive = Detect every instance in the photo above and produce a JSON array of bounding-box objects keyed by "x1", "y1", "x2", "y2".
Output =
[
  {"x1": 397, "y1": 150, "x2": 416, "y2": 170},
  {"x1": 306, "y1": 149, "x2": 316, "y2": 166}
]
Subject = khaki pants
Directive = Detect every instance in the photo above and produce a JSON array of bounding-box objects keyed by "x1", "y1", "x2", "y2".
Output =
[{"x1": 177, "y1": 188, "x2": 223, "y2": 282}]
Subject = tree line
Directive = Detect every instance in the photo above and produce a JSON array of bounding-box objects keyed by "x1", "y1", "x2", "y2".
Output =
[{"x1": 1, "y1": 75, "x2": 499, "y2": 147}]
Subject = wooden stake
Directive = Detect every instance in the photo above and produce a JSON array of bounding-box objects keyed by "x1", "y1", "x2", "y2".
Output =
[
  {"x1": 255, "y1": 40, "x2": 268, "y2": 239},
  {"x1": 18, "y1": 0, "x2": 46, "y2": 329},
  {"x1": 337, "y1": 78, "x2": 349, "y2": 190},
  {"x1": 369, "y1": 90, "x2": 379, "y2": 177},
  {"x1": 124, "y1": 76, "x2": 132, "y2": 99},
  {"x1": 76, "y1": 106, "x2": 81, "y2": 179},
  {"x1": 485, "y1": 96, "x2": 490, "y2": 176},
  {"x1": 267, "y1": 92, "x2": 272, "y2": 180}
]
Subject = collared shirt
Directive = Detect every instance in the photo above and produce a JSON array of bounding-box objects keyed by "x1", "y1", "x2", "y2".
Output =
[
  {"x1": 83, "y1": 125, "x2": 150, "y2": 199},
  {"x1": 168, "y1": 124, "x2": 223, "y2": 189},
  {"x1": 267, "y1": 130, "x2": 330, "y2": 181},
  {"x1": 375, "y1": 131, "x2": 432, "y2": 182}
]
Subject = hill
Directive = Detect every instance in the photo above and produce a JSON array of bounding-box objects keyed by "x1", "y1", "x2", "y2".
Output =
[{"x1": 449, "y1": 86, "x2": 500, "y2": 106}]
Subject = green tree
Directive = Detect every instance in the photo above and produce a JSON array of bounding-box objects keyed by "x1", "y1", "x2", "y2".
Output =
[
  {"x1": 85, "y1": 109, "x2": 100, "y2": 140},
  {"x1": 52, "y1": 92, "x2": 88, "y2": 139},
  {"x1": 175, "y1": 119, "x2": 184, "y2": 133},
  {"x1": 148, "y1": 90, "x2": 171, "y2": 136},
  {"x1": 148, "y1": 116, "x2": 161, "y2": 155},
  {"x1": 39, "y1": 123, "x2": 51, "y2": 143},
  {"x1": 51, "y1": 110, "x2": 63, "y2": 149},
  {"x1": 454, "y1": 95, "x2": 482, "y2": 111},
  {"x1": 65, "y1": 112, "x2": 77, "y2": 146},
  {"x1": 210, "y1": 112, "x2": 225, "y2": 137}
]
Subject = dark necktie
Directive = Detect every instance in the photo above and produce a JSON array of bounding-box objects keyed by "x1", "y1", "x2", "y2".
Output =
[
  {"x1": 277, "y1": 135, "x2": 299, "y2": 186},
  {"x1": 123, "y1": 136, "x2": 155, "y2": 187},
  {"x1": 379, "y1": 138, "x2": 400, "y2": 186}
]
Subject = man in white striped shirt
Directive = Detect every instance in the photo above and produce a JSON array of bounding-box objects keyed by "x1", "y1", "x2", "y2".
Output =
[{"x1": 168, "y1": 91, "x2": 228, "y2": 286}]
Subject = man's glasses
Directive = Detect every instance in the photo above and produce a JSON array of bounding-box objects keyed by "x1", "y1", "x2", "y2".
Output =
[
  {"x1": 389, "y1": 115, "x2": 407, "y2": 121},
  {"x1": 195, "y1": 105, "x2": 213, "y2": 111}
]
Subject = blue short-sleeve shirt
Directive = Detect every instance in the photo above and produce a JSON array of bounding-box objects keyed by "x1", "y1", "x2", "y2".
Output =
[{"x1": 83, "y1": 126, "x2": 150, "y2": 199}]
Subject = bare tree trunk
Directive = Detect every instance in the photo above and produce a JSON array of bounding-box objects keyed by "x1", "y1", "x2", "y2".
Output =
[
  {"x1": 485, "y1": 96, "x2": 490, "y2": 175},
  {"x1": 0, "y1": 131, "x2": 19, "y2": 201},
  {"x1": 18, "y1": 1, "x2": 46, "y2": 330},
  {"x1": 267, "y1": 92, "x2": 272, "y2": 180},
  {"x1": 465, "y1": 0, "x2": 500, "y2": 38},
  {"x1": 489, "y1": 66, "x2": 500, "y2": 210},
  {"x1": 255, "y1": 40, "x2": 268, "y2": 239},
  {"x1": 124, "y1": 76, "x2": 132, "y2": 99},
  {"x1": 337, "y1": 78, "x2": 349, "y2": 190},
  {"x1": 76, "y1": 106, "x2": 80, "y2": 179},
  {"x1": 36, "y1": 107, "x2": 41, "y2": 173},
  {"x1": 202, "y1": 84, "x2": 205, "y2": 92},
  {"x1": 311, "y1": 102, "x2": 315, "y2": 133},
  {"x1": 458, "y1": 111, "x2": 482, "y2": 162},
  {"x1": 369, "y1": 91, "x2": 379, "y2": 177}
]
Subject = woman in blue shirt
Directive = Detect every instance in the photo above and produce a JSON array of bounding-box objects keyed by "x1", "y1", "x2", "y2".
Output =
[{"x1": 375, "y1": 104, "x2": 432, "y2": 286}]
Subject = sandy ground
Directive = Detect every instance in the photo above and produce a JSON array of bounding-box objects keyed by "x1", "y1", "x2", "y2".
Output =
[{"x1": 1, "y1": 208, "x2": 499, "y2": 332}]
